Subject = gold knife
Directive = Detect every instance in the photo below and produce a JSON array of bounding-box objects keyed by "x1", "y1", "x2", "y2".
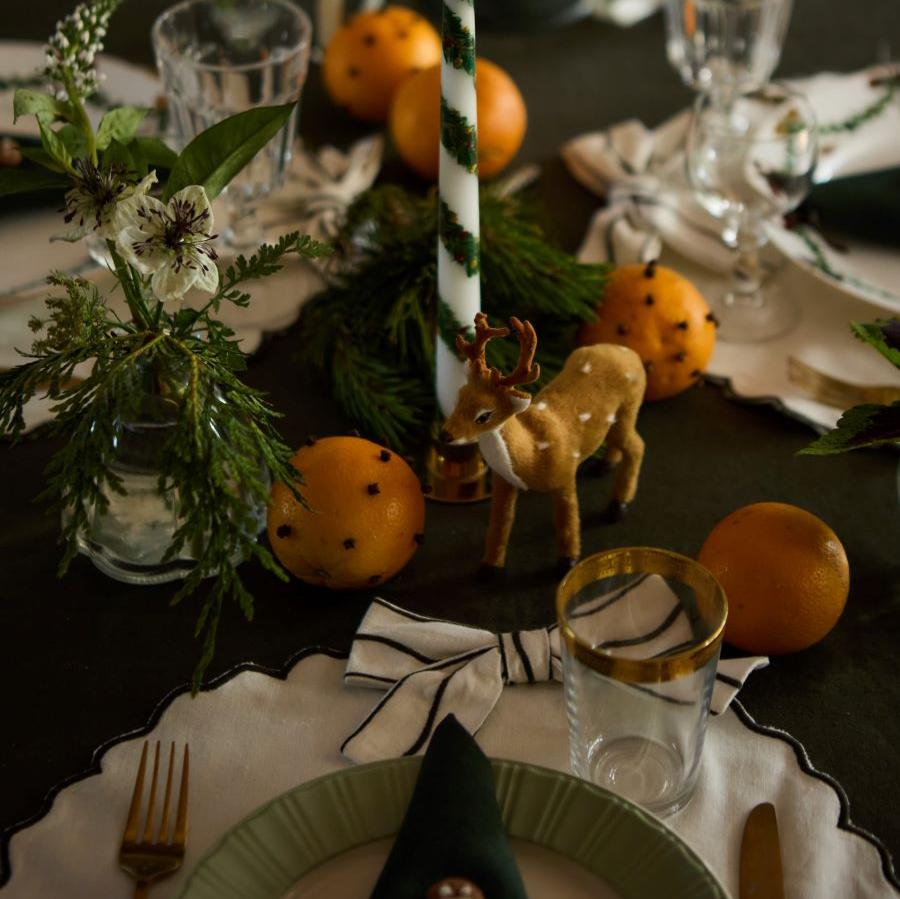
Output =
[{"x1": 740, "y1": 802, "x2": 786, "y2": 899}]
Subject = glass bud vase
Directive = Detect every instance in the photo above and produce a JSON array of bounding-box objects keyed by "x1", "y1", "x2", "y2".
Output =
[{"x1": 69, "y1": 363, "x2": 267, "y2": 585}]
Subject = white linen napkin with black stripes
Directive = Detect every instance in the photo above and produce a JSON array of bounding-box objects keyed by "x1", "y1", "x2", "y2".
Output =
[{"x1": 341, "y1": 578, "x2": 768, "y2": 764}]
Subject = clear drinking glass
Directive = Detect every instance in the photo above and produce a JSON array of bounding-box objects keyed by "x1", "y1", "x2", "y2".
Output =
[
  {"x1": 152, "y1": 0, "x2": 312, "y2": 252},
  {"x1": 664, "y1": 0, "x2": 793, "y2": 102},
  {"x1": 686, "y1": 82, "x2": 817, "y2": 342},
  {"x1": 557, "y1": 548, "x2": 727, "y2": 817}
]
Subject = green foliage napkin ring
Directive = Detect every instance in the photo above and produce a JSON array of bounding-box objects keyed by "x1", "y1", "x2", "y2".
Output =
[{"x1": 0, "y1": 0, "x2": 328, "y2": 687}]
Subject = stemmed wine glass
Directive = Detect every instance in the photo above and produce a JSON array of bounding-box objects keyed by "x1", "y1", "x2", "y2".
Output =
[
  {"x1": 664, "y1": 0, "x2": 794, "y2": 105},
  {"x1": 686, "y1": 83, "x2": 818, "y2": 342}
]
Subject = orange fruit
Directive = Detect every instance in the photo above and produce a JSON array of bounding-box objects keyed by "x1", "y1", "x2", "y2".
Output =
[
  {"x1": 698, "y1": 502, "x2": 850, "y2": 655},
  {"x1": 267, "y1": 436, "x2": 426, "y2": 590},
  {"x1": 576, "y1": 262, "x2": 716, "y2": 401},
  {"x1": 322, "y1": 6, "x2": 441, "y2": 123},
  {"x1": 389, "y1": 58, "x2": 527, "y2": 180}
]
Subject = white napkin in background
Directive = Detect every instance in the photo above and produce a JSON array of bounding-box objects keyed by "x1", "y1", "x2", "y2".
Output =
[
  {"x1": 341, "y1": 582, "x2": 768, "y2": 764},
  {"x1": 0, "y1": 136, "x2": 383, "y2": 433},
  {"x1": 562, "y1": 68, "x2": 900, "y2": 431}
]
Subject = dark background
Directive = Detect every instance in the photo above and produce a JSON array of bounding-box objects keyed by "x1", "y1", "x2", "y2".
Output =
[{"x1": 2, "y1": 0, "x2": 900, "y2": 890}]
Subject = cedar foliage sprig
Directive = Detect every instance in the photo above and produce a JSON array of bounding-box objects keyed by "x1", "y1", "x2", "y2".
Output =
[
  {"x1": 0, "y1": 231, "x2": 328, "y2": 689},
  {"x1": 298, "y1": 185, "x2": 609, "y2": 451}
]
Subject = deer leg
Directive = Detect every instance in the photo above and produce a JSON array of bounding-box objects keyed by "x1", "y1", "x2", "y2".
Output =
[
  {"x1": 605, "y1": 402, "x2": 645, "y2": 520},
  {"x1": 553, "y1": 481, "x2": 581, "y2": 572},
  {"x1": 480, "y1": 475, "x2": 519, "y2": 575}
]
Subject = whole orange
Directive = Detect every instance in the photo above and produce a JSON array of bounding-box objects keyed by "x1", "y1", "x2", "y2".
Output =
[
  {"x1": 389, "y1": 58, "x2": 527, "y2": 180},
  {"x1": 577, "y1": 262, "x2": 716, "y2": 401},
  {"x1": 698, "y1": 502, "x2": 850, "y2": 655},
  {"x1": 267, "y1": 436, "x2": 426, "y2": 590},
  {"x1": 322, "y1": 6, "x2": 441, "y2": 123}
]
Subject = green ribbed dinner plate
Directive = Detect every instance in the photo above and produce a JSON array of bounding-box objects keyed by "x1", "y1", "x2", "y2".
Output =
[{"x1": 177, "y1": 758, "x2": 727, "y2": 899}]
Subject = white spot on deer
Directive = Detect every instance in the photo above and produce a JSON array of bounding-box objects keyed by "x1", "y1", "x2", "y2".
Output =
[
  {"x1": 578, "y1": 412, "x2": 591, "y2": 422},
  {"x1": 607, "y1": 413, "x2": 617, "y2": 424},
  {"x1": 572, "y1": 450, "x2": 580, "y2": 459},
  {"x1": 580, "y1": 362, "x2": 592, "y2": 374},
  {"x1": 535, "y1": 401, "x2": 548, "y2": 411},
  {"x1": 625, "y1": 372, "x2": 635, "y2": 382},
  {"x1": 536, "y1": 441, "x2": 550, "y2": 450}
]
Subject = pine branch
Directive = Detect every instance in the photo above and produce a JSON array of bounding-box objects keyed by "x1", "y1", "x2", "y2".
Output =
[{"x1": 298, "y1": 185, "x2": 609, "y2": 450}]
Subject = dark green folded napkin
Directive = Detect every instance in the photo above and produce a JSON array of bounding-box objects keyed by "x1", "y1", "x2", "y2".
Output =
[
  {"x1": 370, "y1": 715, "x2": 528, "y2": 899},
  {"x1": 805, "y1": 166, "x2": 900, "y2": 248}
]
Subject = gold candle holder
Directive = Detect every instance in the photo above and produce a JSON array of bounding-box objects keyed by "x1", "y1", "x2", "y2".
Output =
[{"x1": 423, "y1": 427, "x2": 490, "y2": 504}]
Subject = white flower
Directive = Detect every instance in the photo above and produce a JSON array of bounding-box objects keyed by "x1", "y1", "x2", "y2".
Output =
[
  {"x1": 45, "y1": 0, "x2": 121, "y2": 101},
  {"x1": 116, "y1": 185, "x2": 220, "y2": 302},
  {"x1": 61, "y1": 163, "x2": 156, "y2": 242}
]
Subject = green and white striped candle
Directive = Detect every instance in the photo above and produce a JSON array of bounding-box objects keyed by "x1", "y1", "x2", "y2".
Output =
[{"x1": 436, "y1": 0, "x2": 480, "y2": 418}]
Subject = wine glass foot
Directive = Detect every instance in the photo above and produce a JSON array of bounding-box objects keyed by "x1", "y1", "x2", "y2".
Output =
[{"x1": 714, "y1": 290, "x2": 799, "y2": 343}]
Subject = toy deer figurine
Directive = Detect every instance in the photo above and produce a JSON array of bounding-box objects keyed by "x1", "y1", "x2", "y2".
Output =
[{"x1": 440, "y1": 313, "x2": 646, "y2": 574}]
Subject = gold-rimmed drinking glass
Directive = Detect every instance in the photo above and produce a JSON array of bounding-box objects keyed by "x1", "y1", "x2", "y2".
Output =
[{"x1": 557, "y1": 547, "x2": 727, "y2": 817}]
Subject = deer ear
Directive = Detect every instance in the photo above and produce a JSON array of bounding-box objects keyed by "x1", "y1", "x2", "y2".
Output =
[{"x1": 509, "y1": 393, "x2": 532, "y2": 413}]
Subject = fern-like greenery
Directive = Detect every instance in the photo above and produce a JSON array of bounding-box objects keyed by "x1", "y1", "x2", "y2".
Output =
[
  {"x1": 0, "y1": 234, "x2": 329, "y2": 687},
  {"x1": 298, "y1": 185, "x2": 610, "y2": 451}
]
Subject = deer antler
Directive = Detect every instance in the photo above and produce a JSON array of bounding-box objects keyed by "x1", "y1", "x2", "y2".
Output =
[
  {"x1": 494, "y1": 317, "x2": 540, "y2": 395},
  {"x1": 456, "y1": 312, "x2": 509, "y2": 376}
]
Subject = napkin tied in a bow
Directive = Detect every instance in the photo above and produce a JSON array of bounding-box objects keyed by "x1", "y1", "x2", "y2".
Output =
[{"x1": 342, "y1": 587, "x2": 768, "y2": 764}]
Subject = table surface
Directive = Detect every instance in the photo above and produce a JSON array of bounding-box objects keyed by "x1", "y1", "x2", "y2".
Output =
[{"x1": 2, "y1": 0, "x2": 899, "y2": 890}]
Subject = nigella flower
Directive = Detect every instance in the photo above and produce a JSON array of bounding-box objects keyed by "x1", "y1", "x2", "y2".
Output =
[
  {"x1": 116, "y1": 186, "x2": 220, "y2": 302},
  {"x1": 60, "y1": 160, "x2": 155, "y2": 241},
  {"x1": 45, "y1": 0, "x2": 121, "y2": 101}
]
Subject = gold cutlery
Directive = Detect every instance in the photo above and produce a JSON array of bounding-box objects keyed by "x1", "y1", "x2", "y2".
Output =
[
  {"x1": 119, "y1": 741, "x2": 190, "y2": 898},
  {"x1": 740, "y1": 802, "x2": 786, "y2": 899},
  {"x1": 787, "y1": 356, "x2": 900, "y2": 409}
]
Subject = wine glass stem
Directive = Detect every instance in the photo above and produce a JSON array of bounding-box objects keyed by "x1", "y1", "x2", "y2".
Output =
[{"x1": 728, "y1": 214, "x2": 764, "y2": 310}]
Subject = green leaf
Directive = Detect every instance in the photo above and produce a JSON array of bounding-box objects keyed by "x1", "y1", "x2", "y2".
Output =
[
  {"x1": 0, "y1": 167, "x2": 70, "y2": 197},
  {"x1": 55, "y1": 124, "x2": 90, "y2": 160},
  {"x1": 799, "y1": 401, "x2": 900, "y2": 454},
  {"x1": 37, "y1": 120, "x2": 72, "y2": 172},
  {"x1": 19, "y1": 146, "x2": 67, "y2": 173},
  {"x1": 851, "y1": 320, "x2": 900, "y2": 369},
  {"x1": 163, "y1": 103, "x2": 296, "y2": 202},
  {"x1": 13, "y1": 89, "x2": 69, "y2": 125},
  {"x1": 95, "y1": 106, "x2": 149, "y2": 150},
  {"x1": 132, "y1": 136, "x2": 178, "y2": 170},
  {"x1": 101, "y1": 138, "x2": 137, "y2": 171}
]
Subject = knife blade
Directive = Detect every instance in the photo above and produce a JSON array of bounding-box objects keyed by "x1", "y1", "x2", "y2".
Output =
[{"x1": 740, "y1": 802, "x2": 786, "y2": 899}]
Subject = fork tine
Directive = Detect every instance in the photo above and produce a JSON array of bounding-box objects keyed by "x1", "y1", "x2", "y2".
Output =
[
  {"x1": 141, "y1": 742, "x2": 161, "y2": 843},
  {"x1": 157, "y1": 742, "x2": 176, "y2": 844},
  {"x1": 173, "y1": 744, "x2": 190, "y2": 848},
  {"x1": 122, "y1": 741, "x2": 149, "y2": 844}
]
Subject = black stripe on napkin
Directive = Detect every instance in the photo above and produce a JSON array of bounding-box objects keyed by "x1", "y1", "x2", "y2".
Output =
[
  {"x1": 715, "y1": 672, "x2": 743, "y2": 688},
  {"x1": 344, "y1": 672, "x2": 396, "y2": 685},
  {"x1": 597, "y1": 601, "x2": 681, "y2": 650},
  {"x1": 372, "y1": 597, "x2": 434, "y2": 622},
  {"x1": 340, "y1": 648, "x2": 493, "y2": 755},
  {"x1": 511, "y1": 632, "x2": 536, "y2": 684},
  {"x1": 497, "y1": 635, "x2": 509, "y2": 683},
  {"x1": 569, "y1": 573, "x2": 650, "y2": 621},
  {"x1": 354, "y1": 634, "x2": 437, "y2": 665}
]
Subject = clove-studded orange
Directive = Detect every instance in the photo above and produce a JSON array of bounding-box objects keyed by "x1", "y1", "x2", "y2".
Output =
[
  {"x1": 576, "y1": 262, "x2": 716, "y2": 401},
  {"x1": 322, "y1": 6, "x2": 441, "y2": 123},
  {"x1": 267, "y1": 436, "x2": 426, "y2": 590}
]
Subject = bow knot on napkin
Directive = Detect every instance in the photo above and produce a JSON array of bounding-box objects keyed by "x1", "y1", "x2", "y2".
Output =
[
  {"x1": 497, "y1": 629, "x2": 557, "y2": 685},
  {"x1": 341, "y1": 592, "x2": 767, "y2": 764}
]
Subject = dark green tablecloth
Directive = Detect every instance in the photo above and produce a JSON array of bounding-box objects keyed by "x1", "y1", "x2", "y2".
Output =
[{"x1": 1, "y1": 0, "x2": 899, "y2": 889}]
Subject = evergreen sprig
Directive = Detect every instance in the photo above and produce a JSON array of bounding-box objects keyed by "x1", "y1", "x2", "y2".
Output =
[
  {"x1": 801, "y1": 319, "x2": 900, "y2": 454},
  {"x1": 2, "y1": 231, "x2": 327, "y2": 689},
  {"x1": 298, "y1": 185, "x2": 609, "y2": 452}
]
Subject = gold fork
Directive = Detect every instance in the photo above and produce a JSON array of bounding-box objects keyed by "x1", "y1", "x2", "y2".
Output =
[
  {"x1": 787, "y1": 356, "x2": 900, "y2": 409},
  {"x1": 119, "y1": 741, "x2": 190, "y2": 898}
]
